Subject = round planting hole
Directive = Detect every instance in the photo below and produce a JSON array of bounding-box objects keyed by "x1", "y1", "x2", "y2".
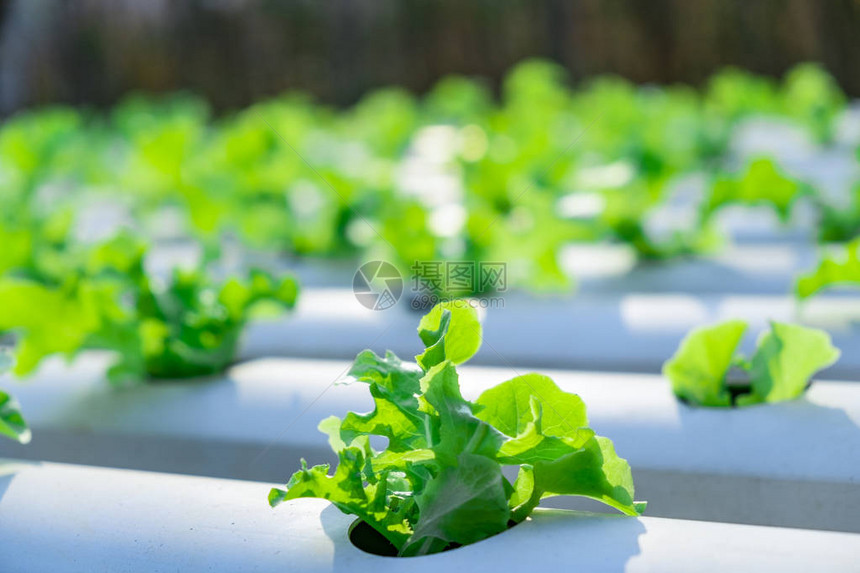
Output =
[
  {"x1": 348, "y1": 518, "x2": 518, "y2": 557},
  {"x1": 348, "y1": 520, "x2": 399, "y2": 557}
]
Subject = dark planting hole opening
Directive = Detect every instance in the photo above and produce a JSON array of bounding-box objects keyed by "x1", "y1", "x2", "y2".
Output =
[
  {"x1": 348, "y1": 518, "x2": 520, "y2": 557},
  {"x1": 348, "y1": 520, "x2": 400, "y2": 557},
  {"x1": 725, "y1": 366, "x2": 752, "y2": 407}
]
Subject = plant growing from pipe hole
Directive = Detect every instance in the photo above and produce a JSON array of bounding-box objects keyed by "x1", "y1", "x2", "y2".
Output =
[
  {"x1": 269, "y1": 300, "x2": 645, "y2": 557},
  {"x1": 0, "y1": 233, "x2": 299, "y2": 382},
  {"x1": 663, "y1": 320, "x2": 840, "y2": 407}
]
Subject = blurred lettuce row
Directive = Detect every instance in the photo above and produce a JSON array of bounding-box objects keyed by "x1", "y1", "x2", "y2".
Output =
[
  {"x1": 0, "y1": 60, "x2": 853, "y2": 299},
  {"x1": 663, "y1": 320, "x2": 840, "y2": 407},
  {"x1": 705, "y1": 63, "x2": 846, "y2": 145},
  {"x1": 0, "y1": 233, "x2": 299, "y2": 383},
  {"x1": 0, "y1": 107, "x2": 99, "y2": 282},
  {"x1": 0, "y1": 350, "x2": 29, "y2": 443}
]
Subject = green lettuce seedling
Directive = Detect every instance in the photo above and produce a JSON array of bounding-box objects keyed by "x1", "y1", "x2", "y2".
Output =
[
  {"x1": 0, "y1": 234, "x2": 300, "y2": 382},
  {"x1": 0, "y1": 350, "x2": 30, "y2": 443},
  {"x1": 270, "y1": 300, "x2": 644, "y2": 557},
  {"x1": 795, "y1": 238, "x2": 860, "y2": 300},
  {"x1": 91, "y1": 236, "x2": 301, "y2": 381},
  {"x1": 664, "y1": 320, "x2": 840, "y2": 407}
]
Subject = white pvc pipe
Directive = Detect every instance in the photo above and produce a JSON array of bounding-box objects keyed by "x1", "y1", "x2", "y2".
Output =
[
  {"x1": 0, "y1": 461, "x2": 857, "y2": 573},
  {"x1": 1, "y1": 355, "x2": 858, "y2": 532},
  {"x1": 283, "y1": 242, "x2": 822, "y2": 295},
  {"x1": 240, "y1": 288, "x2": 860, "y2": 379}
]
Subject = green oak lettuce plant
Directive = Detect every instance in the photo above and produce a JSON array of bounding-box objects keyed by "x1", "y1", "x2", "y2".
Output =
[
  {"x1": 269, "y1": 300, "x2": 645, "y2": 557},
  {"x1": 88, "y1": 236, "x2": 301, "y2": 381},
  {"x1": 0, "y1": 234, "x2": 299, "y2": 382},
  {"x1": 664, "y1": 320, "x2": 840, "y2": 407}
]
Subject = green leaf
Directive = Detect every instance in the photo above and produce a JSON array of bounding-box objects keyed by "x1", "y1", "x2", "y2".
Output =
[
  {"x1": 419, "y1": 361, "x2": 506, "y2": 463},
  {"x1": 741, "y1": 322, "x2": 840, "y2": 405},
  {"x1": 529, "y1": 436, "x2": 641, "y2": 517},
  {"x1": 705, "y1": 158, "x2": 805, "y2": 221},
  {"x1": 494, "y1": 396, "x2": 595, "y2": 465},
  {"x1": 268, "y1": 454, "x2": 365, "y2": 510},
  {"x1": 218, "y1": 269, "x2": 299, "y2": 321},
  {"x1": 400, "y1": 453, "x2": 510, "y2": 557},
  {"x1": 270, "y1": 451, "x2": 413, "y2": 549},
  {"x1": 795, "y1": 239, "x2": 860, "y2": 300},
  {"x1": 415, "y1": 300, "x2": 482, "y2": 370},
  {"x1": 347, "y1": 349, "x2": 422, "y2": 401},
  {"x1": 336, "y1": 350, "x2": 427, "y2": 451},
  {"x1": 339, "y1": 384, "x2": 427, "y2": 452},
  {"x1": 0, "y1": 351, "x2": 30, "y2": 443},
  {"x1": 0, "y1": 388, "x2": 30, "y2": 444},
  {"x1": 0, "y1": 278, "x2": 103, "y2": 375},
  {"x1": 781, "y1": 63, "x2": 845, "y2": 144},
  {"x1": 508, "y1": 465, "x2": 537, "y2": 521},
  {"x1": 663, "y1": 320, "x2": 748, "y2": 407},
  {"x1": 666, "y1": 320, "x2": 840, "y2": 408},
  {"x1": 475, "y1": 373, "x2": 590, "y2": 441}
]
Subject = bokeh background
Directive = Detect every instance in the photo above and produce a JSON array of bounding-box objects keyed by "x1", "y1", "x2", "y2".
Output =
[
  {"x1": 0, "y1": 0, "x2": 858, "y2": 383},
  {"x1": 0, "y1": 1, "x2": 859, "y2": 540},
  {"x1": 3, "y1": 0, "x2": 860, "y2": 113}
]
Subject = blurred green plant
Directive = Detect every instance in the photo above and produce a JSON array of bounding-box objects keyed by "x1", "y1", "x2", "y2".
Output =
[
  {"x1": 0, "y1": 350, "x2": 30, "y2": 443},
  {"x1": 0, "y1": 234, "x2": 300, "y2": 382},
  {"x1": 795, "y1": 238, "x2": 860, "y2": 300},
  {"x1": 781, "y1": 63, "x2": 846, "y2": 145},
  {"x1": 703, "y1": 157, "x2": 810, "y2": 222},
  {"x1": 664, "y1": 320, "x2": 840, "y2": 407},
  {"x1": 0, "y1": 60, "x2": 850, "y2": 298}
]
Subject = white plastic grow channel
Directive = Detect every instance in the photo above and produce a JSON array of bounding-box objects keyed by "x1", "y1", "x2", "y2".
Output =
[
  {"x1": 561, "y1": 242, "x2": 820, "y2": 296},
  {"x1": 223, "y1": 240, "x2": 825, "y2": 295},
  {"x1": 239, "y1": 288, "x2": 860, "y2": 379},
  {"x1": 1, "y1": 355, "x2": 858, "y2": 532},
  {"x1": 0, "y1": 461, "x2": 857, "y2": 573}
]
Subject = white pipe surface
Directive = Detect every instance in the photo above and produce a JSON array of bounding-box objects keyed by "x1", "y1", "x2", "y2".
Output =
[
  {"x1": 1, "y1": 355, "x2": 858, "y2": 532},
  {"x1": 239, "y1": 288, "x2": 860, "y2": 379},
  {"x1": 0, "y1": 461, "x2": 857, "y2": 573}
]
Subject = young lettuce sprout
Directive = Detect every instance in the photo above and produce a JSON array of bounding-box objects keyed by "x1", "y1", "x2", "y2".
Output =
[
  {"x1": 664, "y1": 320, "x2": 840, "y2": 407},
  {"x1": 0, "y1": 234, "x2": 299, "y2": 382},
  {"x1": 270, "y1": 300, "x2": 645, "y2": 557}
]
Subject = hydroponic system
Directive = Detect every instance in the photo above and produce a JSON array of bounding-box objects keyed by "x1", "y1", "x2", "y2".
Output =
[{"x1": 0, "y1": 13, "x2": 859, "y2": 571}]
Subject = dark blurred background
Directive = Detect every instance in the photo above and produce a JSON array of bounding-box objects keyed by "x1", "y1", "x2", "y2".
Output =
[{"x1": 1, "y1": 0, "x2": 859, "y2": 114}]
